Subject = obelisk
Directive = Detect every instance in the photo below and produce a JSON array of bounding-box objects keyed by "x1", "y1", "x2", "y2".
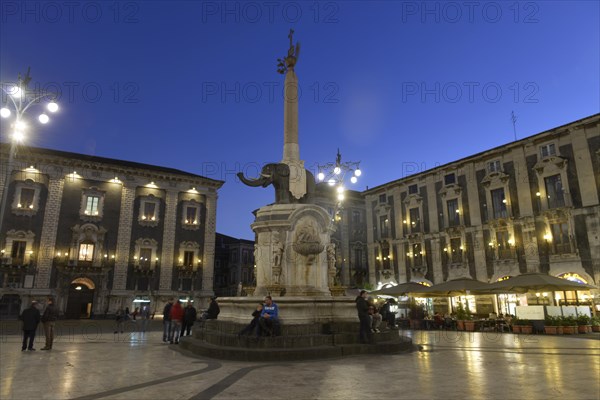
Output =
[{"x1": 279, "y1": 29, "x2": 306, "y2": 200}]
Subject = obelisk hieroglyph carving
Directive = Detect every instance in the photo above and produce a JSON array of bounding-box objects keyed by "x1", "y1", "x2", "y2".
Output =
[{"x1": 277, "y1": 29, "x2": 306, "y2": 200}]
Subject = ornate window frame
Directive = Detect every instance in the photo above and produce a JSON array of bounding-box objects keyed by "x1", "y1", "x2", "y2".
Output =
[
  {"x1": 133, "y1": 238, "x2": 159, "y2": 269},
  {"x1": 533, "y1": 156, "x2": 570, "y2": 211},
  {"x1": 3, "y1": 230, "x2": 35, "y2": 265},
  {"x1": 439, "y1": 183, "x2": 464, "y2": 228},
  {"x1": 80, "y1": 187, "x2": 105, "y2": 222},
  {"x1": 481, "y1": 169, "x2": 512, "y2": 221},
  {"x1": 11, "y1": 180, "x2": 43, "y2": 217},
  {"x1": 181, "y1": 199, "x2": 201, "y2": 231},
  {"x1": 139, "y1": 195, "x2": 161, "y2": 227},
  {"x1": 403, "y1": 192, "x2": 423, "y2": 235},
  {"x1": 487, "y1": 220, "x2": 516, "y2": 260},
  {"x1": 69, "y1": 223, "x2": 107, "y2": 266},
  {"x1": 177, "y1": 241, "x2": 201, "y2": 271}
]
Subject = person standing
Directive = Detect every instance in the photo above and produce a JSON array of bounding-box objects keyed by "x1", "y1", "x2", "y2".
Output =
[
  {"x1": 355, "y1": 290, "x2": 371, "y2": 344},
  {"x1": 20, "y1": 301, "x2": 41, "y2": 351},
  {"x1": 140, "y1": 305, "x2": 150, "y2": 333},
  {"x1": 169, "y1": 300, "x2": 184, "y2": 344},
  {"x1": 181, "y1": 302, "x2": 197, "y2": 336},
  {"x1": 41, "y1": 297, "x2": 59, "y2": 350},
  {"x1": 162, "y1": 298, "x2": 174, "y2": 343},
  {"x1": 205, "y1": 297, "x2": 220, "y2": 320}
]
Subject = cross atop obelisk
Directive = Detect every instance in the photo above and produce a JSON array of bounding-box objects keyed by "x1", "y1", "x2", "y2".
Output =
[{"x1": 277, "y1": 29, "x2": 306, "y2": 200}]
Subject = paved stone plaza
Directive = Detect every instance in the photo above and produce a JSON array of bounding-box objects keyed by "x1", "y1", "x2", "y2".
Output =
[{"x1": 1, "y1": 320, "x2": 599, "y2": 400}]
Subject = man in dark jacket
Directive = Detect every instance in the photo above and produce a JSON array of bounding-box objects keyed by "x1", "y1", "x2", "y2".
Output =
[
  {"x1": 205, "y1": 297, "x2": 220, "y2": 319},
  {"x1": 41, "y1": 297, "x2": 59, "y2": 350},
  {"x1": 355, "y1": 290, "x2": 371, "y2": 344},
  {"x1": 162, "y1": 298, "x2": 174, "y2": 343},
  {"x1": 181, "y1": 302, "x2": 197, "y2": 337},
  {"x1": 20, "y1": 301, "x2": 41, "y2": 351}
]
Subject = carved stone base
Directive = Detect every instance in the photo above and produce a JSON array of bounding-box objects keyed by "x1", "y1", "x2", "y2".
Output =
[{"x1": 329, "y1": 286, "x2": 347, "y2": 297}]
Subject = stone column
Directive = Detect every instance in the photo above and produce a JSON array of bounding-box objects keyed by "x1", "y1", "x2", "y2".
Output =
[
  {"x1": 571, "y1": 129, "x2": 599, "y2": 207},
  {"x1": 339, "y1": 209, "x2": 350, "y2": 285},
  {"x1": 35, "y1": 178, "x2": 64, "y2": 288},
  {"x1": 464, "y1": 163, "x2": 487, "y2": 281},
  {"x1": 513, "y1": 146, "x2": 534, "y2": 216},
  {"x1": 112, "y1": 185, "x2": 135, "y2": 290},
  {"x1": 159, "y1": 190, "x2": 179, "y2": 290},
  {"x1": 365, "y1": 196, "x2": 377, "y2": 285},
  {"x1": 200, "y1": 192, "x2": 217, "y2": 297}
]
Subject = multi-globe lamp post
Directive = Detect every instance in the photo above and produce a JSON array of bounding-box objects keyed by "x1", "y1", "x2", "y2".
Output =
[
  {"x1": 0, "y1": 68, "x2": 60, "y2": 239},
  {"x1": 316, "y1": 150, "x2": 362, "y2": 285},
  {"x1": 316, "y1": 149, "x2": 362, "y2": 223}
]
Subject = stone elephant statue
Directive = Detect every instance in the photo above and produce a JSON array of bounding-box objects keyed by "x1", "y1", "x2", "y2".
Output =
[{"x1": 237, "y1": 162, "x2": 315, "y2": 204}]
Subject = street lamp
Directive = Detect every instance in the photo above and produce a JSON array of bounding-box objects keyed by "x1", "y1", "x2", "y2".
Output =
[
  {"x1": 316, "y1": 149, "x2": 362, "y2": 222},
  {"x1": 316, "y1": 149, "x2": 362, "y2": 286},
  {"x1": 0, "y1": 68, "x2": 60, "y2": 243}
]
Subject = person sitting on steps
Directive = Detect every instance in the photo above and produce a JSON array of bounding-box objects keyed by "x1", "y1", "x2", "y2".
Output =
[{"x1": 259, "y1": 296, "x2": 280, "y2": 336}]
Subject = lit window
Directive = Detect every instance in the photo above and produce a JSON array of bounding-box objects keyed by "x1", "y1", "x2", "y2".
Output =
[
  {"x1": 550, "y1": 223, "x2": 571, "y2": 254},
  {"x1": 78, "y1": 243, "x2": 94, "y2": 262},
  {"x1": 85, "y1": 196, "x2": 100, "y2": 215},
  {"x1": 12, "y1": 181, "x2": 41, "y2": 216},
  {"x1": 409, "y1": 207, "x2": 421, "y2": 233},
  {"x1": 450, "y1": 238, "x2": 462, "y2": 263},
  {"x1": 139, "y1": 248, "x2": 152, "y2": 268},
  {"x1": 11, "y1": 241, "x2": 27, "y2": 265},
  {"x1": 184, "y1": 206, "x2": 198, "y2": 224},
  {"x1": 19, "y1": 188, "x2": 35, "y2": 208}
]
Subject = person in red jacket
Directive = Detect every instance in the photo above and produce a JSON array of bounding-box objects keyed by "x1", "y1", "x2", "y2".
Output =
[{"x1": 169, "y1": 300, "x2": 184, "y2": 344}]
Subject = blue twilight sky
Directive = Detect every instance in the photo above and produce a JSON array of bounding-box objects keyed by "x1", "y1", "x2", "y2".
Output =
[{"x1": 1, "y1": 1, "x2": 599, "y2": 240}]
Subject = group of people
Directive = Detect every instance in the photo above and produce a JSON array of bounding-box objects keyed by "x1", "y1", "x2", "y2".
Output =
[
  {"x1": 19, "y1": 297, "x2": 59, "y2": 351},
  {"x1": 355, "y1": 291, "x2": 398, "y2": 344},
  {"x1": 238, "y1": 295, "x2": 280, "y2": 337},
  {"x1": 162, "y1": 297, "x2": 219, "y2": 344}
]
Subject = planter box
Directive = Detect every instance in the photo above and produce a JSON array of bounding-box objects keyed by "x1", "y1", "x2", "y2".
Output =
[
  {"x1": 464, "y1": 321, "x2": 476, "y2": 332},
  {"x1": 592, "y1": 326, "x2": 600, "y2": 332},
  {"x1": 520, "y1": 325, "x2": 533, "y2": 334},
  {"x1": 557, "y1": 326, "x2": 563, "y2": 335},
  {"x1": 456, "y1": 320, "x2": 465, "y2": 331},
  {"x1": 562, "y1": 325, "x2": 577, "y2": 334},
  {"x1": 512, "y1": 325, "x2": 521, "y2": 334},
  {"x1": 578, "y1": 325, "x2": 592, "y2": 334},
  {"x1": 544, "y1": 326, "x2": 558, "y2": 335}
]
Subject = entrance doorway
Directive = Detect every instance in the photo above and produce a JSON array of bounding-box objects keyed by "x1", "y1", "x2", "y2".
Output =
[{"x1": 65, "y1": 278, "x2": 95, "y2": 319}]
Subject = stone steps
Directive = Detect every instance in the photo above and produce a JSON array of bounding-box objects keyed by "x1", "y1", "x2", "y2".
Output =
[{"x1": 174, "y1": 320, "x2": 415, "y2": 361}]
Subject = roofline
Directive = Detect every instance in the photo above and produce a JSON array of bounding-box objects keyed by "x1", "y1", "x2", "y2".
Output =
[
  {"x1": 364, "y1": 113, "x2": 599, "y2": 194},
  {"x1": 0, "y1": 143, "x2": 225, "y2": 188}
]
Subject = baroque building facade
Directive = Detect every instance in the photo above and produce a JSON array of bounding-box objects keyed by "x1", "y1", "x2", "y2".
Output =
[
  {"x1": 363, "y1": 113, "x2": 600, "y2": 302},
  {"x1": 213, "y1": 233, "x2": 255, "y2": 297},
  {"x1": 0, "y1": 145, "x2": 223, "y2": 318}
]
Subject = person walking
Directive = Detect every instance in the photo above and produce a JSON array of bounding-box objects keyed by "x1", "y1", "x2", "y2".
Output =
[
  {"x1": 181, "y1": 302, "x2": 197, "y2": 337},
  {"x1": 114, "y1": 308, "x2": 125, "y2": 334},
  {"x1": 40, "y1": 297, "x2": 59, "y2": 350},
  {"x1": 355, "y1": 290, "x2": 371, "y2": 344},
  {"x1": 169, "y1": 300, "x2": 184, "y2": 344},
  {"x1": 140, "y1": 305, "x2": 150, "y2": 333},
  {"x1": 162, "y1": 298, "x2": 174, "y2": 343},
  {"x1": 20, "y1": 301, "x2": 41, "y2": 351}
]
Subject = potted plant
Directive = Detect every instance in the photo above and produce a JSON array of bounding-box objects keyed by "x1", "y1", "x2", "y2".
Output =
[
  {"x1": 544, "y1": 316, "x2": 558, "y2": 335},
  {"x1": 513, "y1": 318, "x2": 532, "y2": 334},
  {"x1": 463, "y1": 302, "x2": 476, "y2": 331},
  {"x1": 576, "y1": 315, "x2": 592, "y2": 333},
  {"x1": 591, "y1": 316, "x2": 600, "y2": 333},
  {"x1": 511, "y1": 317, "x2": 521, "y2": 334},
  {"x1": 455, "y1": 302, "x2": 467, "y2": 331},
  {"x1": 561, "y1": 316, "x2": 578, "y2": 334}
]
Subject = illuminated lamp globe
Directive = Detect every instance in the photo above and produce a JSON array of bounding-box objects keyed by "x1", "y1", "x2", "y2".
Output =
[
  {"x1": 13, "y1": 131, "x2": 25, "y2": 142},
  {"x1": 350, "y1": 176, "x2": 357, "y2": 184},
  {"x1": 336, "y1": 186, "x2": 345, "y2": 194},
  {"x1": 38, "y1": 114, "x2": 49, "y2": 124},
  {"x1": 354, "y1": 169, "x2": 362, "y2": 177},
  {"x1": 337, "y1": 193, "x2": 345, "y2": 201},
  {"x1": 47, "y1": 102, "x2": 59, "y2": 113},
  {"x1": 0, "y1": 108, "x2": 10, "y2": 118},
  {"x1": 327, "y1": 179, "x2": 335, "y2": 186},
  {"x1": 317, "y1": 172, "x2": 325, "y2": 181},
  {"x1": 10, "y1": 86, "x2": 23, "y2": 98},
  {"x1": 333, "y1": 166, "x2": 341, "y2": 175}
]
